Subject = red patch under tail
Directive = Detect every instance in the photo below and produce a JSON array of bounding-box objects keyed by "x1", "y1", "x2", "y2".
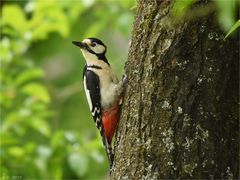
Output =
[{"x1": 102, "y1": 103, "x2": 120, "y2": 144}]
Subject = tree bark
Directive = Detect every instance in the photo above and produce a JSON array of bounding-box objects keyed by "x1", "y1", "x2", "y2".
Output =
[{"x1": 111, "y1": 1, "x2": 239, "y2": 179}]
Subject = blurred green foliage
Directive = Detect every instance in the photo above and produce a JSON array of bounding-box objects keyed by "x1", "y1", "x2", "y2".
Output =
[
  {"x1": 172, "y1": 0, "x2": 239, "y2": 37},
  {"x1": 0, "y1": 0, "x2": 135, "y2": 179}
]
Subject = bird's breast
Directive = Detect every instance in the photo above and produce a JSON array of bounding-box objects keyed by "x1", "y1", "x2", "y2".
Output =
[
  {"x1": 100, "y1": 82, "x2": 118, "y2": 109},
  {"x1": 87, "y1": 65, "x2": 119, "y2": 109}
]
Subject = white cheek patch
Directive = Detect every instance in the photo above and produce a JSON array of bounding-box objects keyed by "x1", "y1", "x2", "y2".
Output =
[{"x1": 91, "y1": 44, "x2": 105, "y2": 54}]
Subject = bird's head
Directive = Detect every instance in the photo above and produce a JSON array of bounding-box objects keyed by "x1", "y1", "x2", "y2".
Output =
[{"x1": 72, "y1": 38, "x2": 108, "y2": 64}]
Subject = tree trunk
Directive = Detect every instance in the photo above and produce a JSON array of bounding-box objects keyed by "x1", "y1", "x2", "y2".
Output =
[{"x1": 111, "y1": 1, "x2": 239, "y2": 179}]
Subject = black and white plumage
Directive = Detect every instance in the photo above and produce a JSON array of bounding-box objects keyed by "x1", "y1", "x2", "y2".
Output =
[
  {"x1": 83, "y1": 66, "x2": 114, "y2": 166},
  {"x1": 72, "y1": 38, "x2": 126, "y2": 168}
]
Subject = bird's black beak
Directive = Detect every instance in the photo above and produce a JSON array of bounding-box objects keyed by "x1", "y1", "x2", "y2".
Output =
[{"x1": 72, "y1": 41, "x2": 86, "y2": 49}]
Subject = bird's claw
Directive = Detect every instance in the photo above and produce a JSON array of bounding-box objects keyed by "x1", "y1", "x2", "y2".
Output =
[{"x1": 121, "y1": 74, "x2": 127, "y2": 85}]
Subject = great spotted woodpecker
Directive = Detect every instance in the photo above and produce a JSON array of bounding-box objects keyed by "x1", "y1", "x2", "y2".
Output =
[{"x1": 72, "y1": 38, "x2": 126, "y2": 168}]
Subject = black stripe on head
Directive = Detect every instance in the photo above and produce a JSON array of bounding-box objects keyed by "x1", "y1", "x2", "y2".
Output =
[
  {"x1": 97, "y1": 54, "x2": 109, "y2": 65},
  {"x1": 85, "y1": 38, "x2": 109, "y2": 65},
  {"x1": 85, "y1": 46, "x2": 109, "y2": 65},
  {"x1": 88, "y1": 37, "x2": 106, "y2": 47},
  {"x1": 87, "y1": 65, "x2": 102, "y2": 69}
]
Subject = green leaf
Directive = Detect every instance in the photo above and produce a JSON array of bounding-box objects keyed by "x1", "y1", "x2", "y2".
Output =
[
  {"x1": 4, "y1": 112, "x2": 24, "y2": 130},
  {"x1": 68, "y1": 152, "x2": 89, "y2": 177},
  {"x1": 30, "y1": 8, "x2": 69, "y2": 40},
  {"x1": 119, "y1": 0, "x2": 136, "y2": 9},
  {"x1": 51, "y1": 131, "x2": 65, "y2": 148},
  {"x1": 21, "y1": 83, "x2": 50, "y2": 103},
  {"x1": 82, "y1": 0, "x2": 96, "y2": 7},
  {"x1": 225, "y1": 19, "x2": 240, "y2": 38},
  {"x1": 0, "y1": 38, "x2": 13, "y2": 63},
  {"x1": 24, "y1": 142, "x2": 36, "y2": 154},
  {"x1": 90, "y1": 150, "x2": 104, "y2": 163},
  {"x1": 0, "y1": 131, "x2": 18, "y2": 146},
  {"x1": 2, "y1": 5, "x2": 27, "y2": 34},
  {"x1": 8, "y1": 146, "x2": 25, "y2": 158},
  {"x1": 215, "y1": 0, "x2": 237, "y2": 32},
  {"x1": 84, "y1": 21, "x2": 107, "y2": 38},
  {"x1": 37, "y1": 145, "x2": 52, "y2": 158},
  {"x1": 49, "y1": 158, "x2": 63, "y2": 180},
  {"x1": 30, "y1": 118, "x2": 51, "y2": 137},
  {"x1": 172, "y1": 0, "x2": 196, "y2": 19},
  {"x1": 15, "y1": 68, "x2": 45, "y2": 86}
]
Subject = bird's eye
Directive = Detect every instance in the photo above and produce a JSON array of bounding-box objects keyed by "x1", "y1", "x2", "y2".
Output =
[{"x1": 91, "y1": 42, "x2": 96, "y2": 47}]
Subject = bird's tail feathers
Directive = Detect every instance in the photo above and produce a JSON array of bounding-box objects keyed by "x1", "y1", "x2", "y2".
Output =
[{"x1": 99, "y1": 127, "x2": 114, "y2": 168}]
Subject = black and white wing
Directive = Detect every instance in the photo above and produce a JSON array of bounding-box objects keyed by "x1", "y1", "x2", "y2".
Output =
[
  {"x1": 83, "y1": 68, "x2": 101, "y2": 128},
  {"x1": 83, "y1": 66, "x2": 113, "y2": 167}
]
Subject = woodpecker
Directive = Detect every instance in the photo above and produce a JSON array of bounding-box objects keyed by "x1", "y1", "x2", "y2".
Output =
[{"x1": 72, "y1": 38, "x2": 126, "y2": 168}]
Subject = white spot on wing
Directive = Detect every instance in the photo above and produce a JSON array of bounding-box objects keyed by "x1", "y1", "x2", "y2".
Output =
[{"x1": 92, "y1": 107, "x2": 100, "y2": 116}]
